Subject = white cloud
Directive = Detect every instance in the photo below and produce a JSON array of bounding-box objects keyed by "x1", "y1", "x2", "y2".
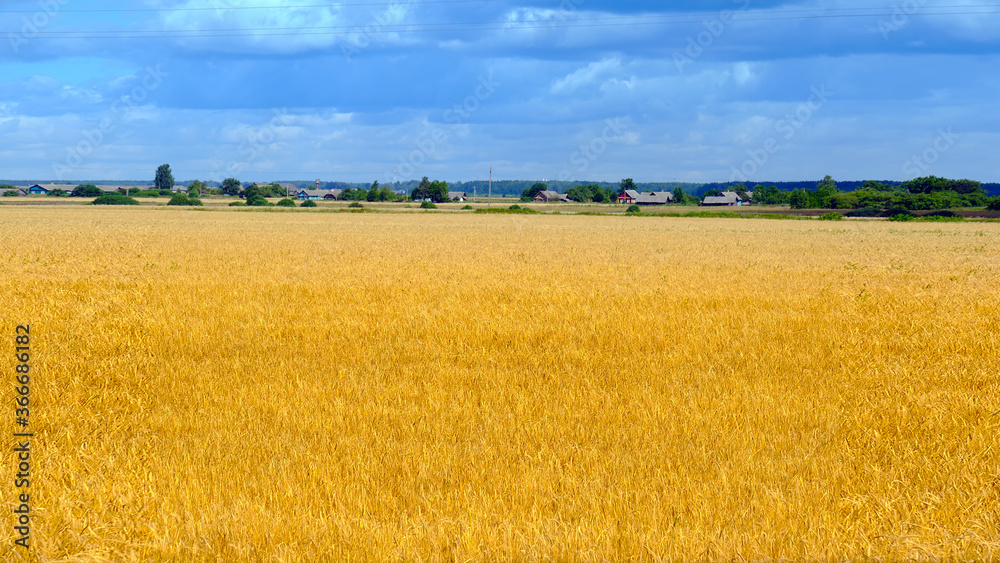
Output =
[
  {"x1": 551, "y1": 58, "x2": 623, "y2": 96},
  {"x1": 731, "y1": 62, "x2": 754, "y2": 86},
  {"x1": 59, "y1": 85, "x2": 102, "y2": 104}
]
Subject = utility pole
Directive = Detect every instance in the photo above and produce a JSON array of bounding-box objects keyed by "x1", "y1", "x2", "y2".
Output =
[{"x1": 488, "y1": 166, "x2": 492, "y2": 209}]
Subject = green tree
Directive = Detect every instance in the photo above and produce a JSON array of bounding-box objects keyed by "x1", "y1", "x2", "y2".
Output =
[
  {"x1": 154, "y1": 164, "x2": 175, "y2": 191},
  {"x1": 827, "y1": 192, "x2": 859, "y2": 209},
  {"x1": 566, "y1": 184, "x2": 595, "y2": 202},
  {"x1": 673, "y1": 187, "x2": 686, "y2": 204},
  {"x1": 254, "y1": 183, "x2": 281, "y2": 198},
  {"x1": 71, "y1": 184, "x2": 103, "y2": 197},
  {"x1": 789, "y1": 189, "x2": 809, "y2": 209},
  {"x1": 187, "y1": 180, "x2": 205, "y2": 197},
  {"x1": 949, "y1": 178, "x2": 983, "y2": 195},
  {"x1": 411, "y1": 177, "x2": 432, "y2": 201},
  {"x1": 339, "y1": 187, "x2": 367, "y2": 201},
  {"x1": 591, "y1": 185, "x2": 612, "y2": 203},
  {"x1": 619, "y1": 178, "x2": 636, "y2": 199},
  {"x1": 221, "y1": 178, "x2": 242, "y2": 196},
  {"x1": 816, "y1": 175, "x2": 837, "y2": 192},
  {"x1": 366, "y1": 181, "x2": 380, "y2": 202},
  {"x1": 429, "y1": 180, "x2": 449, "y2": 203},
  {"x1": 859, "y1": 180, "x2": 899, "y2": 192},
  {"x1": 242, "y1": 184, "x2": 261, "y2": 201}
]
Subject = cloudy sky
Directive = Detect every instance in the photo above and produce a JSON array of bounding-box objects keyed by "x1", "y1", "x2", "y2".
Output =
[{"x1": 2, "y1": 0, "x2": 998, "y2": 184}]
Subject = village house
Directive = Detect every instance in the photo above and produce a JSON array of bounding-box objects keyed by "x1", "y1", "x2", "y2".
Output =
[
  {"x1": 701, "y1": 191, "x2": 752, "y2": 206},
  {"x1": 295, "y1": 189, "x2": 329, "y2": 200},
  {"x1": 534, "y1": 190, "x2": 571, "y2": 203},
  {"x1": 27, "y1": 183, "x2": 75, "y2": 195},
  {"x1": 635, "y1": 191, "x2": 674, "y2": 205},
  {"x1": 617, "y1": 190, "x2": 639, "y2": 204},
  {"x1": 448, "y1": 191, "x2": 468, "y2": 202},
  {"x1": 618, "y1": 190, "x2": 674, "y2": 205}
]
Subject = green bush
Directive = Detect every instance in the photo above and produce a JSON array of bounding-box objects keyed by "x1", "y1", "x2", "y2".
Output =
[
  {"x1": 167, "y1": 194, "x2": 202, "y2": 206},
  {"x1": 71, "y1": 184, "x2": 103, "y2": 197},
  {"x1": 229, "y1": 201, "x2": 246, "y2": 207},
  {"x1": 3, "y1": 190, "x2": 19, "y2": 197},
  {"x1": 48, "y1": 188, "x2": 67, "y2": 197},
  {"x1": 420, "y1": 201, "x2": 437, "y2": 209},
  {"x1": 889, "y1": 213, "x2": 915, "y2": 222},
  {"x1": 276, "y1": 198, "x2": 297, "y2": 207},
  {"x1": 987, "y1": 197, "x2": 1000, "y2": 211},
  {"x1": 92, "y1": 194, "x2": 139, "y2": 205},
  {"x1": 509, "y1": 204, "x2": 521, "y2": 210},
  {"x1": 130, "y1": 189, "x2": 163, "y2": 198},
  {"x1": 626, "y1": 204, "x2": 641, "y2": 213},
  {"x1": 300, "y1": 200, "x2": 317, "y2": 208},
  {"x1": 883, "y1": 205, "x2": 912, "y2": 218},
  {"x1": 348, "y1": 202, "x2": 364, "y2": 208},
  {"x1": 461, "y1": 204, "x2": 473, "y2": 210},
  {"x1": 818, "y1": 212, "x2": 843, "y2": 221},
  {"x1": 246, "y1": 194, "x2": 269, "y2": 207}
]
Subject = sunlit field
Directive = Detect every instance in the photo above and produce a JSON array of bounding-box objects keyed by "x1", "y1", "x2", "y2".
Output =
[{"x1": 2, "y1": 207, "x2": 998, "y2": 561}]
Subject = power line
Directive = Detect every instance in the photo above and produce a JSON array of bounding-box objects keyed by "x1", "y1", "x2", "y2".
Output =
[
  {"x1": 22, "y1": 5, "x2": 1000, "y2": 35},
  {"x1": 0, "y1": 0, "x2": 501, "y2": 13},
  {"x1": 12, "y1": 6, "x2": 1000, "y2": 39},
  {"x1": 0, "y1": 0, "x2": 990, "y2": 13}
]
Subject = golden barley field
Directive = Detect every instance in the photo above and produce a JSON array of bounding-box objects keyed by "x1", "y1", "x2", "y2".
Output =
[{"x1": 1, "y1": 206, "x2": 998, "y2": 562}]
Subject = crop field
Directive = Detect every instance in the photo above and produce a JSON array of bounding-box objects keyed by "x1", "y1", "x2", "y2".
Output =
[{"x1": 1, "y1": 207, "x2": 998, "y2": 561}]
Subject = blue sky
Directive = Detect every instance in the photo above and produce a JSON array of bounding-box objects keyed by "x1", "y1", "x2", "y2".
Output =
[{"x1": 2, "y1": 0, "x2": 998, "y2": 184}]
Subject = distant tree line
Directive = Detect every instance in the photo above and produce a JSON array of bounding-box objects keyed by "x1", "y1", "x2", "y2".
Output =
[{"x1": 747, "y1": 176, "x2": 993, "y2": 211}]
